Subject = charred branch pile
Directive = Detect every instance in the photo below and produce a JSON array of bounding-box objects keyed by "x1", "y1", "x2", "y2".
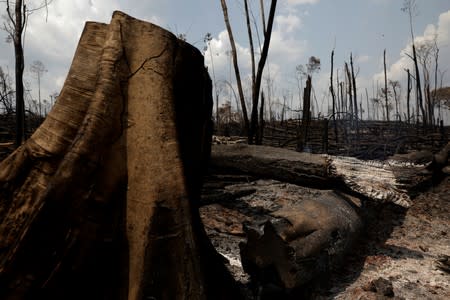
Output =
[{"x1": 263, "y1": 119, "x2": 449, "y2": 159}]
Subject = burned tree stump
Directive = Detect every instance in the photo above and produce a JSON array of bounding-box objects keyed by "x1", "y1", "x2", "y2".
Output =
[{"x1": 0, "y1": 11, "x2": 238, "y2": 300}]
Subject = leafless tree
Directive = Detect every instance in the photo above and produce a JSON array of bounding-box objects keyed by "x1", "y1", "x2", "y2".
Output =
[
  {"x1": 390, "y1": 80, "x2": 401, "y2": 121},
  {"x1": 329, "y1": 50, "x2": 338, "y2": 142},
  {"x1": 3, "y1": 0, "x2": 53, "y2": 146},
  {"x1": 0, "y1": 66, "x2": 14, "y2": 113},
  {"x1": 220, "y1": 0, "x2": 278, "y2": 144},
  {"x1": 219, "y1": 0, "x2": 250, "y2": 135},
  {"x1": 383, "y1": 49, "x2": 390, "y2": 122},
  {"x1": 350, "y1": 53, "x2": 358, "y2": 120},
  {"x1": 405, "y1": 68, "x2": 412, "y2": 123},
  {"x1": 30, "y1": 60, "x2": 47, "y2": 117},
  {"x1": 402, "y1": 0, "x2": 425, "y2": 125}
]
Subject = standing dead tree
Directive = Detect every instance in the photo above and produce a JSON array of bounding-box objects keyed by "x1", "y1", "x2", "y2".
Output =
[
  {"x1": 219, "y1": 0, "x2": 250, "y2": 135},
  {"x1": 30, "y1": 60, "x2": 47, "y2": 117},
  {"x1": 350, "y1": 53, "x2": 358, "y2": 121},
  {"x1": 344, "y1": 62, "x2": 353, "y2": 119},
  {"x1": 297, "y1": 75, "x2": 312, "y2": 151},
  {"x1": 402, "y1": 0, "x2": 425, "y2": 125},
  {"x1": 3, "y1": 0, "x2": 53, "y2": 147},
  {"x1": 0, "y1": 67, "x2": 14, "y2": 114},
  {"x1": 406, "y1": 68, "x2": 412, "y2": 123},
  {"x1": 383, "y1": 49, "x2": 390, "y2": 122},
  {"x1": 219, "y1": 0, "x2": 278, "y2": 144},
  {"x1": 329, "y1": 50, "x2": 338, "y2": 143}
]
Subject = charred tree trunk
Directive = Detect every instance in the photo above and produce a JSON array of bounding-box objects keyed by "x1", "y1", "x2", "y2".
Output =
[
  {"x1": 219, "y1": 0, "x2": 250, "y2": 136},
  {"x1": 412, "y1": 44, "x2": 425, "y2": 125},
  {"x1": 297, "y1": 76, "x2": 312, "y2": 151},
  {"x1": 407, "y1": 69, "x2": 412, "y2": 124},
  {"x1": 350, "y1": 53, "x2": 358, "y2": 121},
  {"x1": 329, "y1": 50, "x2": 338, "y2": 143},
  {"x1": 249, "y1": 0, "x2": 277, "y2": 144},
  {"x1": 257, "y1": 91, "x2": 265, "y2": 145},
  {"x1": 345, "y1": 62, "x2": 353, "y2": 121},
  {"x1": 383, "y1": 49, "x2": 390, "y2": 122},
  {"x1": 6, "y1": 0, "x2": 26, "y2": 147},
  {"x1": 0, "y1": 12, "x2": 239, "y2": 300}
]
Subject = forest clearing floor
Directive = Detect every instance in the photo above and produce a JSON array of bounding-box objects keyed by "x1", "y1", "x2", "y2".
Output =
[{"x1": 314, "y1": 176, "x2": 450, "y2": 300}]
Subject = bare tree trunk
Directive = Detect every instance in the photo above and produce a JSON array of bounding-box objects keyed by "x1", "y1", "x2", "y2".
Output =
[
  {"x1": 344, "y1": 62, "x2": 353, "y2": 120},
  {"x1": 412, "y1": 44, "x2": 425, "y2": 125},
  {"x1": 330, "y1": 50, "x2": 338, "y2": 143},
  {"x1": 336, "y1": 70, "x2": 341, "y2": 118},
  {"x1": 0, "y1": 12, "x2": 239, "y2": 300},
  {"x1": 6, "y1": 0, "x2": 26, "y2": 147},
  {"x1": 407, "y1": 69, "x2": 412, "y2": 123},
  {"x1": 350, "y1": 53, "x2": 358, "y2": 120},
  {"x1": 365, "y1": 88, "x2": 370, "y2": 120},
  {"x1": 249, "y1": 0, "x2": 278, "y2": 144},
  {"x1": 340, "y1": 82, "x2": 345, "y2": 116},
  {"x1": 434, "y1": 42, "x2": 439, "y2": 122},
  {"x1": 244, "y1": 0, "x2": 257, "y2": 143},
  {"x1": 257, "y1": 90, "x2": 265, "y2": 144},
  {"x1": 383, "y1": 49, "x2": 390, "y2": 122},
  {"x1": 298, "y1": 75, "x2": 311, "y2": 151},
  {"x1": 259, "y1": 0, "x2": 266, "y2": 34},
  {"x1": 219, "y1": 0, "x2": 250, "y2": 135}
]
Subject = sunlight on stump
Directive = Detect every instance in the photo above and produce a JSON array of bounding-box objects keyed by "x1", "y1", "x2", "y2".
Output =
[{"x1": 0, "y1": 11, "x2": 237, "y2": 300}]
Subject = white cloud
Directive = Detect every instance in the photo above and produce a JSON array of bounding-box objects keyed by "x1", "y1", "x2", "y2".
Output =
[
  {"x1": 204, "y1": 9, "x2": 308, "y2": 110},
  {"x1": 204, "y1": 30, "x2": 252, "y2": 83},
  {"x1": 275, "y1": 13, "x2": 302, "y2": 33},
  {"x1": 373, "y1": 10, "x2": 450, "y2": 88},
  {"x1": 356, "y1": 55, "x2": 371, "y2": 64},
  {"x1": 0, "y1": 1, "x2": 164, "y2": 111},
  {"x1": 287, "y1": 0, "x2": 320, "y2": 5}
]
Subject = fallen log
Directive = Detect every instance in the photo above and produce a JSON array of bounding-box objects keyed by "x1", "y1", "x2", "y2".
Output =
[
  {"x1": 210, "y1": 144, "x2": 432, "y2": 207},
  {"x1": 200, "y1": 178, "x2": 363, "y2": 297},
  {"x1": 240, "y1": 190, "x2": 363, "y2": 293},
  {"x1": 0, "y1": 11, "x2": 238, "y2": 300}
]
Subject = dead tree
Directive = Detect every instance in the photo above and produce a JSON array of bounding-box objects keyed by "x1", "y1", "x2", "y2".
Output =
[
  {"x1": 297, "y1": 76, "x2": 312, "y2": 151},
  {"x1": 5, "y1": 0, "x2": 26, "y2": 146},
  {"x1": 329, "y1": 50, "x2": 338, "y2": 143},
  {"x1": 384, "y1": 49, "x2": 390, "y2": 122},
  {"x1": 4, "y1": 0, "x2": 53, "y2": 147},
  {"x1": 344, "y1": 62, "x2": 353, "y2": 120},
  {"x1": 350, "y1": 53, "x2": 358, "y2": 120},
  {"x1": 0, "y1": 12, "x2": 239, "y2": 300},
  {"x1": 402, "y1": 0, "x2": 425, "y2": 125},
  {"x1": 406, "y1": 69, "x2": 412, "y2": 123},
  {"x1": 220, "y1": 0, "x2": 278, "y2": 144},
  {"x1": 219, "y1": 0, "x2": 250, "y2": 135}
]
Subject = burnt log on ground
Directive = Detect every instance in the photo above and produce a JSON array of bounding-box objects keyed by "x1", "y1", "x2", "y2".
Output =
[
  {"x1": 210, "y1": 144, "x2": 434, "y2": 207},
  {"x1": 200, "y1": 178, "x2": 364, "y2": 298},
  {"x1": 0, "y1": 11, "x2": 239, "y2": 300},
  {"x1": 240, "y1": 190, "x2": 363, "y2": 296}
]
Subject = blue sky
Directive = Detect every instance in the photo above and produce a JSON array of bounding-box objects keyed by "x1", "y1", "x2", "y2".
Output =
[{"x1": 1, "y1": 0, "x2": 449, "y2": 120}]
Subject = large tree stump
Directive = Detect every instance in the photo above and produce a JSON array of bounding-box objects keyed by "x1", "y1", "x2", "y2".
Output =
[{"x1": 0, "y1": 11, "x2": 237, "y2": 300}]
